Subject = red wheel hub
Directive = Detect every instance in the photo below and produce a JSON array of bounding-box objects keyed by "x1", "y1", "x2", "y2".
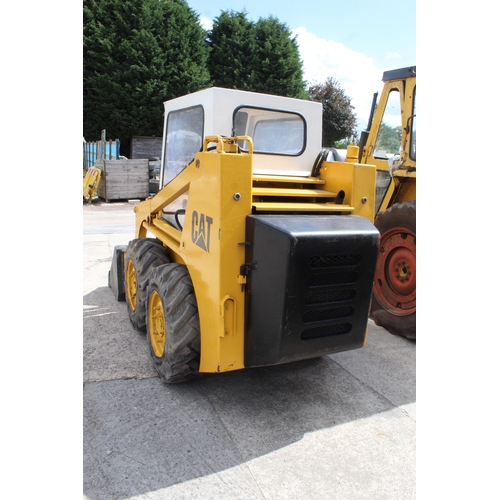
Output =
[{"x1": 374, "y1": 227, "x2": 416, "y2": 316}]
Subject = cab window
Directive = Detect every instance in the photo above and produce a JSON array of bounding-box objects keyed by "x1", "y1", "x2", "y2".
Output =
[
  {"x1": 374, "y1": 90, "x2": 402, "y2": 159},
  {"x1": 163, "y1": 105, "x2": 204, "y2": 185},
  {"x1": 233, "y1": 107, "x2": 305, "y2": 156},
  {"x1": 410, "y1": 88, "x2": 416, "y2": 161}
]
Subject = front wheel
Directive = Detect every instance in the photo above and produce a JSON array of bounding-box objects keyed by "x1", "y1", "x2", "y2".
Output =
[
  {"x1": 146, "y1": 263, "x2": 200, "y2": 383},
  {"x1": 372, "y1": 201, "x2": 416, "y2": 339},
  {"x1": 124, "y1": 238, "x2": 170, "y2": 332}
]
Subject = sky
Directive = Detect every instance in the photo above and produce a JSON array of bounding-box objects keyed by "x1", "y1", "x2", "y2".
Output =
[{"x1": 185, "y1": 0, "x2": 416, "y2": 131}]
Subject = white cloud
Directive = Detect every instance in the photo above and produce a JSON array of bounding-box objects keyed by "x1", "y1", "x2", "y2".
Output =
[
  {"x1": 385, "y1": 51, "x2": 402, "y2": 60},
  {"x1": 292, "y1": 26, "x2": 387, "y2": 131},
  {"x1": 199, "y1": 15, "x2": 213, "y2": 31}
]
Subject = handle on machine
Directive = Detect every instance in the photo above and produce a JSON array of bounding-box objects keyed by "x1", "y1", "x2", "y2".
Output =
[{"x1": 203, "y1": 135, "x2": 254, "y2": 154}]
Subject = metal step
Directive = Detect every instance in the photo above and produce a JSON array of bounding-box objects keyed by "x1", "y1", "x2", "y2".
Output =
[
  {"x1": 252, "y1": 187, "x2": 337, "y2": 198},
  {"x1": 253, "y1": 174, "x2": 326, "y2": 185},
  {"x1": 252, "y1": 202, "x2": 354, "y2": 212}
]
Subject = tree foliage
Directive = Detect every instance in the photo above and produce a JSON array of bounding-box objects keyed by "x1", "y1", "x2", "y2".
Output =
[
  {"x1": 251, "y1": 16, "x2": 308, "y2": 98},
  {"x1": 206, "y1": 10, "x2": 256, "y2": 91},
  {"x1": 308, "y1": 77, "x2": 357, "y2": 146},
  {"x1": 375, "y1": 123, "x2": 403, "y2": 154},
  {"x1": 83, "y1": 0, "x2": 210, "y2": 152},
  {"x1": 207, "y1": 12, "x2": 308, "y2": 99}
]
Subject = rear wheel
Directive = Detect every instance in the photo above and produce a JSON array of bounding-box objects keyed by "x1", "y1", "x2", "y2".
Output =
[
  {"x1": 372, "y1": 201, "x2": 416, "y2": 339},
  {"x1": 125, "y1": 238, "x2": 170, "y2": 332},
  {"x1": 146, "y1": 263, "x2": 200, "y2": 383}
]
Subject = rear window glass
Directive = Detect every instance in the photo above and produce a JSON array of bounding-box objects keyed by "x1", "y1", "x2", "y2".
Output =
[{"x1": 233, "y1": 107, "x2": 305, "y2": 156}]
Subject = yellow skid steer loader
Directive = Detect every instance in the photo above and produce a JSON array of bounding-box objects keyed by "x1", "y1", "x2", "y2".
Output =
[{"x1": 109, "y1": 88, "x2": 380, "y2": 383}]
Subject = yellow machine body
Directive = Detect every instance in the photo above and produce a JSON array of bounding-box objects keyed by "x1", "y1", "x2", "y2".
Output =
[
  {"x1": 131, "y1": 135, "x2": 378, "y2": 374},
  {"x1": 110, "y1": 88, "x2": 382, "y2": 382},
  {"x1": 134, "y1": 137, "x2": 253, "y2": 373}
]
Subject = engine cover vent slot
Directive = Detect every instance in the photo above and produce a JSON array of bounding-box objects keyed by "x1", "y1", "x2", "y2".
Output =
[{"x1": 301, "y1": 323, "x2": 352, "y2": 341}]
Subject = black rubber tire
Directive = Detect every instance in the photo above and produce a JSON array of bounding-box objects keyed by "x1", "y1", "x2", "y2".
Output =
[
  {"x1": 372, "y1": 201, "x2": 416, "y2": 340},
  {"x1": 125, "y1": 238, "x2": 170, "y2": 332},
  {"x1": 311, "y1": 148, "x2": 329, "y2": 177},
  {"x1": 146, "y1": 263, "x2": 201, "y2": 384}
]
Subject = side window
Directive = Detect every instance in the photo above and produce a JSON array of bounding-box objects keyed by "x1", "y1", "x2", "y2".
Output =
[
  {"x1": 163, "y1": 106, "x2": 204, "y2": 185},
  {"x1": 233, "y1": 107, "x2": 305, "y2": 156},
  {"x1": 410, "y1": 88, "x2": 416, "y2": 161},
  {"x1": 374, "y1": 89, "x2": 402, "y2": 159}
]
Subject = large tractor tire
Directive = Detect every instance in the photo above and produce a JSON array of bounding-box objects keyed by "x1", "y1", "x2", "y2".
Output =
[
  {"x1": 124, "y1": 238, "x2": 170, "y2": 332},
  {"x1": 372, "y1": 201, "x2": 416, "y2": 339},
  {"x1": 146, "y1": 263, "x2": 201, "y2": 384}
]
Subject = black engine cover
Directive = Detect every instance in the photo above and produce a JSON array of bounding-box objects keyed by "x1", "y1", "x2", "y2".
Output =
[{"x1": 244, "y1": 214, "x2": 379, "y2": 367}]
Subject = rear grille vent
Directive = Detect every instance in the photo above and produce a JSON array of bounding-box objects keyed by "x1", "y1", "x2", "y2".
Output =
[
  {"x1": 310, "y1": 254, "x2": 362, "y2": 268},
  {"x1": 307, "y1": 271, "x2": 359, "y2": 287},
  {"x1": 301, "y1": 252, "x2": 361, "y2": 341},
  {"x1": 305, "y1": 289, "x2": 357, "y2": 305},
  {"x1": 301, "y1": 323, "x2": 352, "y2": 340},
  {"x1": 303, "y1": 305, "x2": 354, "y2": 323}
]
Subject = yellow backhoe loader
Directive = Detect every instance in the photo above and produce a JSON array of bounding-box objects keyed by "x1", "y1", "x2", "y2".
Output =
[
  {"x1": 109, "y1": 87, "x2": 381, "y2": 383},
  {"x1": 358, "y1": 66, "x2": 416, "y2": 339}
]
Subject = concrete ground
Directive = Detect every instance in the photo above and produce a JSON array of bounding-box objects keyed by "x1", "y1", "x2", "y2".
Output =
[{"x1": 83, "y1": 201, "x2": 416, "y2": 500}]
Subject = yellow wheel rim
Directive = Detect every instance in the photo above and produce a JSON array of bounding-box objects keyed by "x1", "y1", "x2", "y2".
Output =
[
  {"x1": 125, "y1": 260, "x2": 138, "y2": 311},
  {"x1": 149, "y1": 289, "x2": 166, "y2": 358}
]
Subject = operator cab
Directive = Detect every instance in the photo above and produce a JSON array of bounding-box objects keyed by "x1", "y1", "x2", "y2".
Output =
[{"x1": 159, "y1": 87, "x2": 323, "y2": 188}]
